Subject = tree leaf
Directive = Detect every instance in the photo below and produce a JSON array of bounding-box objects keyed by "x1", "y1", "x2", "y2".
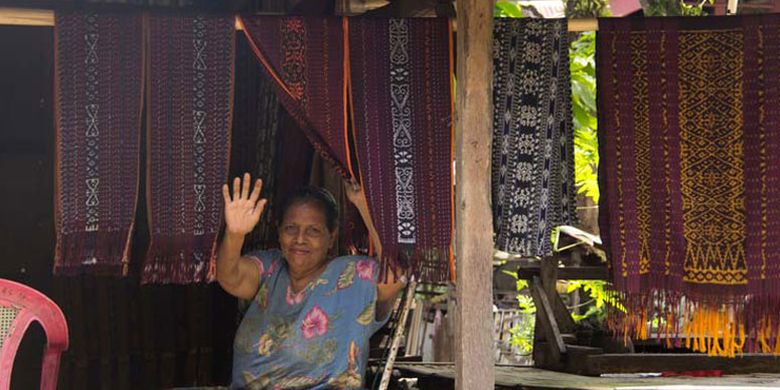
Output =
[
  {"x1": 337, "y1": 262, "x2": 356, "y2": 290},
  {"x1": 495, "y1": 1, "x2": 524, "y2": 17},
  {"x1": 356, "y1": 301, "x2": 375, "y2": 325},
  {"x1": 276, "y1": 375, "x2": 320, "y2": 388}
]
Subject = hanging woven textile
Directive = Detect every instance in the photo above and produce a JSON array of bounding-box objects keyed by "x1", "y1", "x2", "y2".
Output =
[
  {"x1": 348, "y1": 17, "x2": 454, "y2": 282},
  {"x1": 598, "y1": 16, "x2": 780, "y2": 355},
  {"x1": 492, "y1": 18, "x2": 577, "y2": 257},
  {"x1": 231, "y1": 34, "x2": 281, "y2": 251},
  {"x1": 238, "y1": 15, "x2": 353, "y2": 179},
  {"x1": 143, "y1": 14, "x2": 234, "y2": 284},
  {"x1": 54, "y1": 11, "x2": 144, "y2": 276}
]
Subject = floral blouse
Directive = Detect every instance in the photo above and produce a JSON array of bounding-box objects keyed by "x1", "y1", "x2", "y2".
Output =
[{"x1": 231, "y1": 249, "x2": 389, "y2": 389}]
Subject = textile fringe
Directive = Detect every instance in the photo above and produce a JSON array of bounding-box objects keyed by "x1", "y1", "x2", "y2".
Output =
[
  {"x1": 54, "y1": 229, "x2": 133, "y2": 276},
  {"x1": 608, "y1": 290, "x2": 780, "y2": 356},
  {"x1": 377, "y1": 247, "x2": 451, "y2": 284},
  {"x1": 142, "y1": 234, "x2": 220, "y2": 284}
]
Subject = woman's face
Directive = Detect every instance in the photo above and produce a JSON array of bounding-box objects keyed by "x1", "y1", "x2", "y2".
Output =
[{"x1": 279, "y1": 201, "x2": 336, "y2": 278}]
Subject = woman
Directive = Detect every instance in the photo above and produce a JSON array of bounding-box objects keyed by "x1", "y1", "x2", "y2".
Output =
[{"x1": 217, "y1": 174, "x2": 405, "y2": 389}]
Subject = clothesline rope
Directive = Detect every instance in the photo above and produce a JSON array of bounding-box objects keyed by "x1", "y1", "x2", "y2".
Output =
[{"x1": 0, "y1": 7, "x2": 600, "y2": 31}]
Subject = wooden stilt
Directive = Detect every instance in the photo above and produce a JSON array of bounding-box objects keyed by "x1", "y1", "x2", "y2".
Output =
[{"x1": 454, "y1": 0, "x2": 495, "y2": 389}]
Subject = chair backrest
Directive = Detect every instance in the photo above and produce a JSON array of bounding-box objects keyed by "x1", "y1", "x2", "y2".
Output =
[{"x1": 0, "y1": 279, "x2": 69, "y2": 390}]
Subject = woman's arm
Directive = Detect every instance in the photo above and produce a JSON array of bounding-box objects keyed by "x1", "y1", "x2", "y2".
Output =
[
  {"x1": 344, "y1": 180, "x2": 406, "y2": 319},
  {"x1": 217, "y1": 174, "x2": 267, "y2": 300}
]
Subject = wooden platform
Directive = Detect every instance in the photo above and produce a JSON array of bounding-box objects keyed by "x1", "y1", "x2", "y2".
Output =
[{"x1": 392, "y1": 363, "x2": 780, "y2": 389}]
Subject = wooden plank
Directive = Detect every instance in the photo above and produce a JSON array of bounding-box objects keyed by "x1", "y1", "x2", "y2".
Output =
[
  {"x1": 0, "y1": 8, "x2": 52, "y2": 26},
  {"x1": 564, "y1": 345, "x2": 604, "y2": 376},
  {"x1": 586, "y1": 353, "x2": 780, "y2": 376},
  {"x1": 568, "y1": 18, "x2": 598, "y2": 32},
  {"x1": 516, "y1": 265, "x2": 609, "y2": 281},
  {"x1": 0, "y1": 7, "x2": 600, "y2": 31},
  {"x1": 0, "y1": 8, "x2": 244, "y2": 29},
  {"x1": 394, "y1": 364, "x2": 780, "y2": 389},
  {"x1": 454, "y1": 0, "x2": 494, "y2": 388},
  {"x1": 529, "y1": 276, "x2": 566, "y2": 368},
  {"x1": 541, "y1": 257, "x2": 576, "y2": 334}
]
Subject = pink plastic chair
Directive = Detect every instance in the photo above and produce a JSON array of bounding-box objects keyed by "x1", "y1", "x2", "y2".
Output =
[{"x1": 0, "y1": 279, "x2": 69, "y2": 390}]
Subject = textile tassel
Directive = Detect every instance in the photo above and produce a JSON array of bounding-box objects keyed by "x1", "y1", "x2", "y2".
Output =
[{"x1": 609, "y1": 297, "x2": 780, "y2": 356}]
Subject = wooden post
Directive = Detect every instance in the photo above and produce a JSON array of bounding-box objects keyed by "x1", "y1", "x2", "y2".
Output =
[{"x1": 454, "y1": 0, "x2": 494, "y2": 389}]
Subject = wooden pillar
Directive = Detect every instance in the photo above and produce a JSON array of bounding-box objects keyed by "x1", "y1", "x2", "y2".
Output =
[{"x1": 454, "y1": 0, "x2": 494, "y2": 389}]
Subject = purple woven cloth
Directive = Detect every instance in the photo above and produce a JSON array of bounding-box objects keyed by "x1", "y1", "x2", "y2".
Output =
[
  {"x1": 54, "y1": 11, "x2": 143, "y2": 276},
  {"x1": 143, "y1": 14, "x2": 234, "y2": 284},
  {"x1": 598, "y1": 16, "x2": 780, "y2": 353},
  {"x1": 348, "y1": 17, "x2": 454, "y2": 282}
]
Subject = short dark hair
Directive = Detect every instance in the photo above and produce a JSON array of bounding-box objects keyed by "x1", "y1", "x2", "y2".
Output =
[{"x1": 278, "y1": 186, "x2": 339, "y2": 232}]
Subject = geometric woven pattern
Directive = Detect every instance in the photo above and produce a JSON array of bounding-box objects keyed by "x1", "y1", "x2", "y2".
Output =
[
  {"x1": 53, "y1": 11, "x2": 143, "y2": 276},
  {"x1": 679, "y1": 31, "x2": 746, "y2": 285},
  {"x1": 143, "y1": 14, "x2": 235, "y2": 284},
  {"x1": 492, "y1": 18, "x2": 577, "y2": 257},
  {"x1": 598, "y1": 16, "x2": 780, "y2": 355},
  {"x1": 348, "y1": 17, "x2": 454, "y2": 282}
]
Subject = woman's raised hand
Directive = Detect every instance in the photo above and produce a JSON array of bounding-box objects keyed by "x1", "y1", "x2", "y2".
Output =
[{"x1": 222, "y1": 173, "x2": 267, "y2": 236}]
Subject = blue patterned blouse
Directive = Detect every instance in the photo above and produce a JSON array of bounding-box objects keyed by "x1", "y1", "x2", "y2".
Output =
[{"x1": 231, "y1": 249, "x2": 389, "y2": 389}]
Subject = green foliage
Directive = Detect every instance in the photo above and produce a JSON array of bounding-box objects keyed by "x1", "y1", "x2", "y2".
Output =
[
  {"x1": 509, "y1": 320, "x2": 535, "y2": 354},
  {"x1": 565, "y1": 280, "x2": 626, "y2": 322},
  {"x1": 495, "y1": 1, "x2": 524, "y2": 17},
  {"x1": 570, "y1": 32, "x2": 600, "y2": 203},
  {"x1": 506, "y1": 276, "x2": 624, "y2": 355},
  {"x1": 644, "y1": 0, "x2": 714, "y2": 16},
  {"x1": 565, "y1": 0, "x2": 611, "y2": 18}
]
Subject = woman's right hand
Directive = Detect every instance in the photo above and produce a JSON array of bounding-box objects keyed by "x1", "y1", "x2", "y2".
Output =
[{"x1": 222, "y1": 173, "x2": 267, "y2": 236}]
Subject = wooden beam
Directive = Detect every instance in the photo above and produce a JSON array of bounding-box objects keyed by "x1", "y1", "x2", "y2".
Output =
[
  {"x1": 0, "y1": 8, "x2": 52, "y2": 26},
  {"x1": 454, "y1": 0, "x2": 494, "y2": 388},
  {"x1": 515, "y1": 264, "x2": 609, "y2": 281},
  {"x1": 540, "y1": 258, "x2": 576, "y2": 334},
  {"x1": 586, "y1": 353, "x2": 780, "y2": 375},
  {"x1": 0, "y1": 8, "x2": 246, "y2": 29},
  {"x1": 529, "y1": 276, "x2": 567, "y2": 364},
  {"x1": 568, "y1": 18, "x2": 598, "y2": 32},
  {"x1": 727, "y1": 0, "x2": 740, "y2": 14},
  {"x1": 0, "y1": 7, "x2": 600, "y2": 31}
]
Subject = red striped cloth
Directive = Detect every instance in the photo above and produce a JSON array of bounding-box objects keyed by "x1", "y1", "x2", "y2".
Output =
[
  {"x1": 54, "y1": 11, "x2": 143, "y2": 276},
  {"x1": 143, "y1": 14, "x2": 234, "y2": 284}
]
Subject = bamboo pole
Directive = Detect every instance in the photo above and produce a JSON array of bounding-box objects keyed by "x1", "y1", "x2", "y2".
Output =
[
  {"x1": 454, "y1": 0, "x2": 494, "y2": 388},
  {"x1": 0, "y1": 7, "x2": 601, "y2": 31}
]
